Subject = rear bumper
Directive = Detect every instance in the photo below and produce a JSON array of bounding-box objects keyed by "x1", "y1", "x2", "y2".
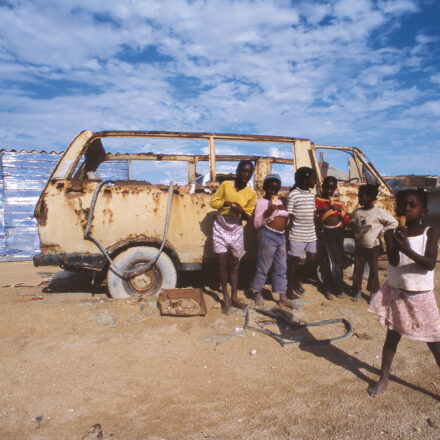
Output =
[{"x1": 33, "y1": 252, "x2": 106, "y2": 270}]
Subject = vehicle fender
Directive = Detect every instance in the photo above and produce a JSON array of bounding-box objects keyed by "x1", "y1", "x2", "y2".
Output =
[{"x1": 105, "y1": 237, "x2": 181, "y2": 269}]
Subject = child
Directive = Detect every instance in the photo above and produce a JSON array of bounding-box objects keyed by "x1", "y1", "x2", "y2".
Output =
[
  {"x1": 315, "y1": 176, "x2": 349, "y2": 300},
  {"x1": 250, "y1": 173, "x2": 296, "y2": 309},
  {"x1": 368, "y1": 189, "x2": 440, "y2": 396},
  {"x1": 286, "y1": 167, "x2": 318, "y2": 298},
  {"x1": 210, "y1": 160, "x2": 257, "y2": 315},
  {"x1": 350, "y1": 184, "x2": 397, "y2": 302}
]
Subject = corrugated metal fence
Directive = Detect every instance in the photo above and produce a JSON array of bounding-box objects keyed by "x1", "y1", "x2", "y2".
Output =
[{"x1": 0, "y1": 151, "x2": 128, "y2": 262}]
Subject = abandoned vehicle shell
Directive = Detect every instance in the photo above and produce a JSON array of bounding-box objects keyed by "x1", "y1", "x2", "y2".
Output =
[{"x1": 33, "y1": 130, "x2": 395, "y2": 298}]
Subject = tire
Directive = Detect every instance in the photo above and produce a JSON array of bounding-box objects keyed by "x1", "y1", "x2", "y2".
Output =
[
  {"x1": 107, "y1": 246, "x2": 177, "y2": 299},
  {"x1": 317, "y1": 253, "x2": 354, "y2": 283}
]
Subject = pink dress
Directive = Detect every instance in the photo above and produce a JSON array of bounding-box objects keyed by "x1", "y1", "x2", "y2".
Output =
[{"x1": 368, "y1": 228, "x2": 440, "y2": 342}]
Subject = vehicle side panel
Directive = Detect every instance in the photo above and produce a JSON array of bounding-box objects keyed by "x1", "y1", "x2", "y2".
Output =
[{"x1": 37, "y1": 180, "x2": 220, "y2": 264}]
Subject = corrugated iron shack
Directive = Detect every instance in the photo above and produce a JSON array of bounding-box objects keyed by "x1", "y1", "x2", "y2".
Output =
[{"x1": 0, "y1": 150, "x2": 128, "y2": 261}]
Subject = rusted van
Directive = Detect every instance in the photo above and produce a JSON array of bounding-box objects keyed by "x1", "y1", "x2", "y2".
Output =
[{"x1": 33, "y1": 130, "x2": 394, "y2": 298}]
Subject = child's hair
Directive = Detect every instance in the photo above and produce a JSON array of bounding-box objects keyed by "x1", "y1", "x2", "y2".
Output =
[
  {"x1": 263, "y1": 173, "x2": 281, "y2": 190},
  {"x1": 358, "y1": 183, "x2": 379, "y2": 200},
  {"x1": 291, "y1": 167, "x2": 315, "y2": 190},
  {"x1": 396, "y1": 188, "x2": 428, "y2": 209},
  {"x1": 236, "y1": 160, "x2": 254, "y2": 172},
  {"x1": 322, "y1": 176, "x2": 337, "y2": 187}
]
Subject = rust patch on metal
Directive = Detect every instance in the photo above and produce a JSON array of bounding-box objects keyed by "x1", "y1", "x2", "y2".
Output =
[
  {"x1": 102, "y1": 208, "x2": 113, "y2": 225},
  {"x1": 40, "y1": 244, "x2": 62, "y2": 253},
  {"x1": 37, "y1": 198, "x2": 48, "y2": 225},
  {"x1": 157, "y1": 288, "x2": 207, "y2": 316},
  {"x1": 73, "y1": 207, "x2": 90, "y2": 230}
]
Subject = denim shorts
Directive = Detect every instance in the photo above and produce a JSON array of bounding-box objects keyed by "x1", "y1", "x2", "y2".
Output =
[{"x1": 288, "y1": 239, "x2": 317, "y2": 257}]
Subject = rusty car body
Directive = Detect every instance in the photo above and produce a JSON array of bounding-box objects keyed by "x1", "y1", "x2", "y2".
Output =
[{"x1": 33, "y1": 130, "x2": 395, "y2": 298}]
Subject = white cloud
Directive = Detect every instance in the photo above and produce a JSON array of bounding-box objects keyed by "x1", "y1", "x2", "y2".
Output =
[
  {"x1": 430, "y1": 73, "x2": 440, "y2": 84},
  {"x1": 0, "y1": 0, "x2": 438, "y2": 175},
  {"x1": 378, "y1": 0, "x2": 419, "y2": 15}
]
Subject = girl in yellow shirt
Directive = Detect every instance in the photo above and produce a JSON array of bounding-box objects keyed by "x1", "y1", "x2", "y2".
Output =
[{"x1": 210, "y1": 160, "x2": 256, "y2": 314}]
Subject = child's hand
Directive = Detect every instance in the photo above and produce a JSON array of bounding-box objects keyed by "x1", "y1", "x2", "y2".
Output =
[
  {"x1": 316, "y1": 206, "x2": 330, "y2": 213},
  {"x1": 229, "y1": 202, "x2": 245, "y2": 215},
  {"x1": 394, "y1": 227, "x2": 410, "y2": 251},
  {"x1": 264, "y1": 203, "x2": 278, "y2": 217}
]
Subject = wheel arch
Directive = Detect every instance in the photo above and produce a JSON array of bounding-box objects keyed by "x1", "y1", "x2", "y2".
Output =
[{"x1": 105, "y1": 237, "x2": 181, "y2": 272}]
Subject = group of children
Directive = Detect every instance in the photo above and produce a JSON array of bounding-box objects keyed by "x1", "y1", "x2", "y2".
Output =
[{"x1": 210, "y1": 160, "x2": 440, "y2": 396}]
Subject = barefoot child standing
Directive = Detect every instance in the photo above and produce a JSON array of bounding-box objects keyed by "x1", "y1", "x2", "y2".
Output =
[
  {"x1": 368, "y1": 188, "x2": 440, "y2": 396},
  {"x1": 350, "y1": 184, "x2": 397, "y2": 302},
  {"x1": 250, "y1": 174, "x2": 296, "y2": 309},
  {"x1": 286, "y1": 167, "x2": 318, "y2": 298},
  {"x1": 315, "y1": 176, "x2": 349, "y2": 300},
  {"x1": 210, "y1": 160, "x2": 257, "y2": 314}
]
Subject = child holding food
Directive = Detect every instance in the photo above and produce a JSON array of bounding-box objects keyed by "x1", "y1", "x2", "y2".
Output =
[
  {"x1": 250, "y1": 174, "x2": 296, "y2": 308},
  {"x1": 350, "y1": 184, "x2": 397, "y2": 302}
]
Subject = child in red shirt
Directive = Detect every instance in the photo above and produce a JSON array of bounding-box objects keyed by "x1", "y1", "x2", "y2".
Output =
[{"x1": 315, "y1": 176, "x2": 349, "y2": 299}]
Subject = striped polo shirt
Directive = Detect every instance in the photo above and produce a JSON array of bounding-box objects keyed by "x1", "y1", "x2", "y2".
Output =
[{"x1": 287, "y1": 187, "x2": 317, "y2": 242}]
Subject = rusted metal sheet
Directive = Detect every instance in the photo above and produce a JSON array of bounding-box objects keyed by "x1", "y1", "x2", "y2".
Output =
[
  {"x1": 385, "y1": 176, "x2": 440, "y2": 225},
  {"x1": 37, "y1": 181, "x2": 218, "y2": 263},
  {"x1": 0, "y1": 151, "x2": 61, "y2": 261},
  {"x1": 0, "y1": 158, "x2": 5, "y2": 254},
  {"x1": 334, "y1": 183, "x2": 395, "y2": 215},
  {"x1": 385, "y1": 175, "x2": 439, "y2": 191},
  {"x1": 158, "y1": 288, "x2": 207, "y2": 316}
]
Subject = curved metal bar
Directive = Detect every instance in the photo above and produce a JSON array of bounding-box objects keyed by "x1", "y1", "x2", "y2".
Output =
[{"x1": 244, "y1": 309, "x2": 353, "y2": 347}]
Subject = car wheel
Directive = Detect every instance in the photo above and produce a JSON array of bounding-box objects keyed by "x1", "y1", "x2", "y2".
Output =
[{"x1": 107, "y1": 246, "x2": 177, "y2": 299}]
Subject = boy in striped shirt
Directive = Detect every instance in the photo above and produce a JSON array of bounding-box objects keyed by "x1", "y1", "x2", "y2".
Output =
[{"x1": 286, "y1": 167, "x2": 318, "y2": 298}]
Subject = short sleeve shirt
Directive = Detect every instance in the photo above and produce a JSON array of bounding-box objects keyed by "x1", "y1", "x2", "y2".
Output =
[{"x1": 287, "y1": 188, "x2": 316, "y2": 242}]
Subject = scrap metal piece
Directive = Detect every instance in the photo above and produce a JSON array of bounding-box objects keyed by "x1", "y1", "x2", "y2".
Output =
[
  {"x1": 244, "y1": 307, "x2": 352, "y2": 347},
  {"x1": 158, "y1": 288, "x2": 207, "y2": 317}
]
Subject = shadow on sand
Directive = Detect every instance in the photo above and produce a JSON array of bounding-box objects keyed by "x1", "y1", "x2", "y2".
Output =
[{"x1": 252, "y1": 309, "x2": 440, "y2": 403}]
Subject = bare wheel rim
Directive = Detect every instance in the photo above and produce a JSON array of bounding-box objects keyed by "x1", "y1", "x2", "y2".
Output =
[{"x1": 123, "y1": 261, "x2": 163, "y2": 295}]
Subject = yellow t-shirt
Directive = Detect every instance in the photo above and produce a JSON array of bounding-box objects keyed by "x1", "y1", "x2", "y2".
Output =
[{"x1": 210, "y1": 180, "x2": 256, "y2": 218}]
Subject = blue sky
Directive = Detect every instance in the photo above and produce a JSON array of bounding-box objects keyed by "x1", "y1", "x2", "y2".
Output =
[{"x1": 0, "y1": 0, "x2": 439, "y2": 176}]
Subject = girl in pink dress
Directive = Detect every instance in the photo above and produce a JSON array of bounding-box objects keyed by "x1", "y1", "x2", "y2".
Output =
[{"x1": 368, "y1": 188, "x2": 440, "y2": 396}]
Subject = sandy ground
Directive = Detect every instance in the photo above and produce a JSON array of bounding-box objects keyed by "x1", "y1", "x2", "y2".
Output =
[{"x1": 1, "y1": 259, "x2": 440, "y2": 440}]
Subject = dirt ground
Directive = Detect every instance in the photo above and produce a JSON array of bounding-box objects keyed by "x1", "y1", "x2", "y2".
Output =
[{"x1": 1, "y1": 259, "x2": 440, "y2": 440}]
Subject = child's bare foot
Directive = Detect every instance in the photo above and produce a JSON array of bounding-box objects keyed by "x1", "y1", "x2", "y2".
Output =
[
  {"x1": 324, "y1": 291, "x2": 333, "y2": 300},
  {"x1": 352, "y1": 291, "x2": 362, "y2": 302},
  {"x1": 253, "y1": 292, "x2": 264, "y2": 307},
  {"x1": 368, "y1": 378, "x2": 388, "y2": 397},
  {"x1": 222, "y1": 296, "x2": 231, "y2": 315},
  {"x1": 222, "y1": 304, "x2": 231, "y2": 315},
  {"x1": 231, "y1": 298, "x2": 248, "y2": 310},
  {"x1": 286, "y1": 288, "x2": 301, "y2": 300},
  {"x1": 279, "y1": 294, "x2": 300, "y2": 309},
  {"x1": 336, "y1": 293, "x2": 345, "y2": 299}
]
